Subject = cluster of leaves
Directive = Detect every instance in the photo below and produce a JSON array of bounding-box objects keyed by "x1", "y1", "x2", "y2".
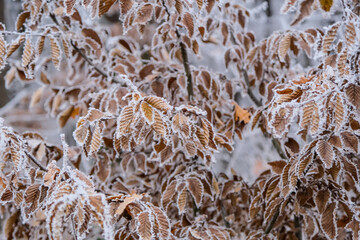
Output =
[{"x1": 0, "y1": 0, "x2": 359, "y2": 239}]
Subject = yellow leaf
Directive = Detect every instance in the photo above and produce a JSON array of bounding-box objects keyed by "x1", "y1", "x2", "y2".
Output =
[
  {"x1": 232, "y1": 101, "x2": 250, "y2": 123},
  {"x1": 319, "y1": 0, "x2": 333, "y2": 12}
]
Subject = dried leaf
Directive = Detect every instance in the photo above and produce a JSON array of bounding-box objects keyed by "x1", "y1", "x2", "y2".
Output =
[
  {"x1": 232, "y1": 101, "x2": 250, "y2": 123},
  {"x1": 135, "y1": 4, "x2": 153, "y2": 24},
  {"x1": 315, "y1": 189, "x2": 330, "y2": 213},
  {"x1": 90, "y1": 122, "x2": 103, "y2": 153},
  {"x1": 137, "y1": 211, "x2": 152, "y2": 240},
  {"x1": 22, "y1": 38, "x2": 34, "y2": 67},
  {"x1": 319, "y1": 0, "x2": 333, "y2": 12},
  {"x1": 120, "y1": 0, "x2": 133, "y2": 15},
  {"x1": 117, "y1": 105, "x2": 134, "y2": 136},
  {"x1": 321, "y1": 202, "x2": 337, "y2": 239},
  {"x1": 65, "y1": 0, "x2": 76, "y2": 14},
  {"x1": 291, "y1": 0, "x2": 314, "y2": 26},
  {"x1": 7, "y1": 35, "x2": 25, "y2": 58},
  {"x1": 316, "y1": 140, "x2": 333, "y2": 168},
  {"x1": 345, "y1": 22, "x2": 356, "y2": 47},
  {"x1": 98, "y1": 0, "x2": 117, "y2": 17},
  {"x1": 187, "y1": 177, "x2": 203, "y2": 207},
  {"x1": 334, "y1": 94, "x2": 344, "y2": 132},
  {"x1": 346, "y1": 84, "x2": 360, "y2": 111},
  {"x1": 278, "y1": 33, "x2": 291, "y2": 61},
  {"x1": 144, "y1": 96, "x2": 171, "y2": 112},
  {"x1": 50, "y1": 38, "x2": 61, "y2": 70},
  {"x1": 177, "y1": 187, "x2": 187, "y2": 214},
  {"x1": 58, "y1": 105, "x2": 75, "y2": 128},
  {"x1": 16, "y1": 11, "x2": 30, "y2": 30},
  {"x1": 301, "y1": 101, "x2": 320, "y2": 135},
  {"x1": 182, "y1": 12, "x2": 194, "y2": 37},
  {"x1": 141, "y1": 101, "x2": 154, "y2": 123},
  {"x1": 341, "y1": 131, "x2": 358, "y2": 153},
  {"x1": 162, "y1": 180, "x2": 177, "y2": 208}
]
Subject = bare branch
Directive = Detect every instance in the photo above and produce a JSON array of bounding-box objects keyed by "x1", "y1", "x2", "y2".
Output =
[
  {"x1": 24, "y1": 151, "x2": 47, "y2": 172},
  {"x1": 161, "y1": 0, "x2": 194, "y2": 101}
]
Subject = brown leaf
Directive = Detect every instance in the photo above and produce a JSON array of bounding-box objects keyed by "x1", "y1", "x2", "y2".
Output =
[
  {"x1": 24, "y1": 184, "x2": 41, "y2": 217},
  {"x1": 341, "y1": 131, "x2": 358, "y2": 153},
  {"x1": 345, "y1": 84, "x2": 360, "y2": 111},
  {"x1": 135, "y1": 4, "x2": 153, "y2": 24},
  {"x1": 22, "y1": 38, "x2": 34, "y2": 67},
  {"x1": 278, "y1": 33, "x2": 291, "y2": 61},
  {"x1": 153, "y1": 110, "x2": 166, "y2": 136},
  {"x1": 187, "y1": 177, "x2": 203, "y2": 207},
  {"x1": 90, "y1": 122, "x2": 103, "y2": 153},
  {"x1": 175, "y1": 0, "x2": 183, "y2": 14},
  {"x1": 291, "y1": 0, "x2": 314, "y2": 26},
  {"x1": 98, "y1": 0, "x2": 117, "y2": 17},
  {"x1": 0, "y1": 35, "x2": 6, "y2": 69},
  {"x1": 316, "y1": 140, "x2": 334, "y2": 168},
  {"x1": 177, "y1": 187, "x2": 187, "y2": 214},
  {"x1": 16, "y1": 11, "x2": 30, "y2": 30},
  {"x1": 82, "y1": 28, "x2": 102, "y2": 48},
  {"x1": 232, "y1": 101, "x2": 250, "y2": 123},
  {"x1": 115, "y1": 192, "x2": 143, "y2": 215},
  {"x1": 7, "y1": 35, "x2": 25, "y2": 58},
  {"x1": 30, "y1": 87, "x2": 44, "y2": 108},
  {"x1": 345, "y1": 22, "x2": 356, "y2": 47},
  {"x1": 161, "y1": 180, "x2": 177, "y2": 208},
  {"x1": 301, "y1": 101, "x2": 320, "y2": 135},
  {"x1": 141, "y1": 101, "x2": 154, "y2": 123},
  {"x1": 58, "y1": 105, "x2": 74, "y2": 128},
  {"x1": 65, "y1": 0, "x2": 76, "y2": 14},
  {"x1": 268, "y1": 160, "x2": 287, "y2": 174},
  {"x1": 74, "y1": 122, "x2": 89, "y2": 145},
  {"x1": 50, "y1": 38, "x2": 61, "y2": 70},
  {"x1": 151, "y1": 206, "x2": 170, "y2": 239},
  {"x1": 196, "y1": 0, "x2": 203, "y2": 9},
  {"x1": 321, "y1": 202, "x2": 337, "y2": 239},
  {"x1": 315, "y1": 189, "x2": 330, "y2": 213},
  {"x1": 119, "y1": 0, "x2": 133, "y2": 15},
  {"x1": 334, "y1": 94, "x2": 344, "y2": 132},
  {"x1": 182, "y1": 12, "x2": 194, "y2": 37},
  {"x1": 144, "y1": 96, "x2": 171, "y2": 112},
  {"x1": 117, "y1": 105, "x2": 134, "y2": 135},
  {"x1": 137, "y1": 211, "x2": 152, "y2": 240}
]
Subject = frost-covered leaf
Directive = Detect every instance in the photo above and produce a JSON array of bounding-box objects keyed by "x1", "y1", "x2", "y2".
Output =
[
  {"x1": 182, "y1": 12, "x2": 194, "y2": 37},
  {"x1": 137, "y1": 211, "x2": 152, "y2": 240},
  {"x1": 321, "y1": 202, "x2": 337, "y2": 239},
  {"x1": 187, "y1": 177, "x2": 203, "y2": 207}
]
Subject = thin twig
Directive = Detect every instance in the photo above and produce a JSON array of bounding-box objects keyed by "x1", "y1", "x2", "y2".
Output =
[
  {"x1": 241, "y1": 68, "x2": 287, "y2": 159},
  {"x1": 24, "y1": 151, "x2": 48, "y2": 172},
  {"x1": 0, "y1": 30, "x2": 61, "y2": 37},
  {"x1": 69, "y1": 40, "x2": 108, "y2": 78},
  {"x1": 241, "y1": 68, "x2": 262, "y2": 107},
  {"x1": 161, "y1": 0, "x2": 193, "y2": 101},
  {"x1": 49, "y1": 13, "x2": 116, "y2": 82}
]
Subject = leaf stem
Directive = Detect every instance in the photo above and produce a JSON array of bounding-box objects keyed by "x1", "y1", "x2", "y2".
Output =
[{"x1": 24, "y1": 151, "x2": 47, "y2": 172}]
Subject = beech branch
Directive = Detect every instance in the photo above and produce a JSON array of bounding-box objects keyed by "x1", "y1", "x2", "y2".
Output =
[
  {"x1": 161, "y1": 0, "x2": 194, "y2": 101},
  {"x1": 241, "y1": 68, "x2": 262, "y2": 107},
  {"x1": 241, "y1": 68, "x2": 287, "y2": 160},
  {"x1": 69, "y1": 40, "x2": 108, "y2": 78},
  {"x1": 24, "y1": 151, "x2": 48, "y2": 172}
]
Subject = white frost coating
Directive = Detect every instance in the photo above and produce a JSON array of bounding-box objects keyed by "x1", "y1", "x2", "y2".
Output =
[
  {"x1": 175, "y1": 105, "x2": 207, "y2": 116},
  {"x1": 61, "y1": 134, "x2": 69, "y2": 168}
]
